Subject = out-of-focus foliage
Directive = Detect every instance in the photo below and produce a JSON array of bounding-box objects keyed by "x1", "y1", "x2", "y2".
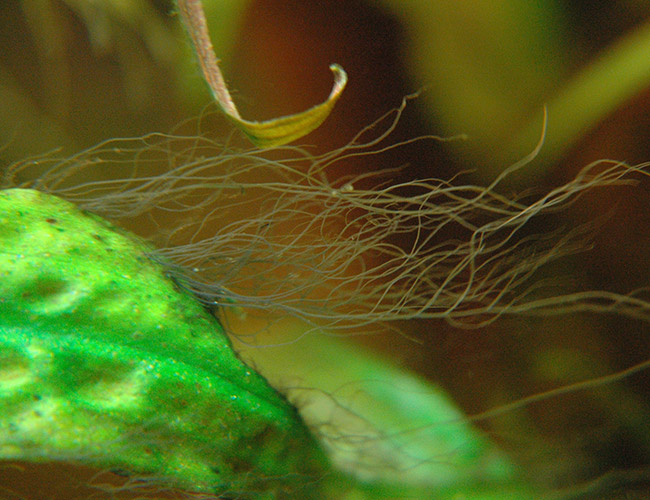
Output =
[
  {"x1": 3, "y1": 1, "x2": 650, "y2": 499},
  {"x1": 0, "y1": 0, "x2": 251, "y2": 164},
  {"x1": 380, "y1": 0, "x2": 650, "y2": 178},
  {"x1": 380, "y1": 0, "x2": 567, "y2": 172}
]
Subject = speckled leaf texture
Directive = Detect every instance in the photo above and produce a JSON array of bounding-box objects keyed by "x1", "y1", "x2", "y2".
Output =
[{"x1": 0, "y1": 188, "x2": 334, "y2": 499}]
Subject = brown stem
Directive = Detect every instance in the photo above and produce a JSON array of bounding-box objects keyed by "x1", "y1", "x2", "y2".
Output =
[{"x1": 176, "y1": 0, "x2": 241, "y2": 119}]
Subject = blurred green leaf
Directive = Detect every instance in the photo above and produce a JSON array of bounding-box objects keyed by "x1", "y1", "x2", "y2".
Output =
[
  {"x1": 379, "y1": 0, "x2": 650, "y2": 179},
  {"x1": 379, "y1": 0, "x2": 567, "y2": 174},
  {"x1": 507, "y1": 18, "x2": 650, "y2": 174},
  {"x1": 233, "y1": 324, "x2": 538, "y2": 499}
]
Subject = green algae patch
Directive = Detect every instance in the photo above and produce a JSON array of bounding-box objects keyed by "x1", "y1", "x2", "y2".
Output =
[{"x1": 0, "y1": 188, "x2": 332, "y2": 498}]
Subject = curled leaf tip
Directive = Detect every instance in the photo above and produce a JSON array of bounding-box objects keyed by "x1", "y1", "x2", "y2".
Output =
[
  {"x1": 177, "y1": 0, "x2": 346, "y2": 148},
  {"x1": 236, "y1": 63, "x2": 348, "y2": 148}
]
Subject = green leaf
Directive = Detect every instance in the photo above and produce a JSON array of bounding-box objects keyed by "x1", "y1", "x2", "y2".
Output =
[
  {"x1": 0, "y1": 188, "x2": 333, "y2": 498},
  {"x1": 0, "y1": 188, "x2": 537, "y2": 499}
]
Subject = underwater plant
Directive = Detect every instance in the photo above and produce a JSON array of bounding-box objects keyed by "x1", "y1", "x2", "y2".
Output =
[{"x1": 3, "y1": 1, "x2": 650, "y2": 499}]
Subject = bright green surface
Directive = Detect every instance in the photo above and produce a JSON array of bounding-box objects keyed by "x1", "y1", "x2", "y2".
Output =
[
  {"x1": 0, "y1": 188, "x2": 538, "y2": 499},
  {"x1": 0, "y1": 188, "x2": 331, "y2": 498}
]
